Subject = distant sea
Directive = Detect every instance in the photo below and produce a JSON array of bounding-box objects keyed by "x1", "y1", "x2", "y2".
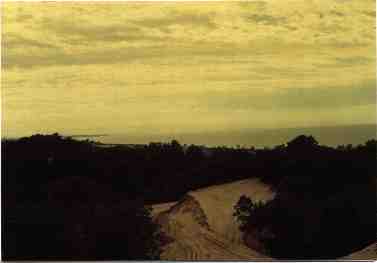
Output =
[{"x1": 75, "y1": 124, "x2": 376, "y2": 148}]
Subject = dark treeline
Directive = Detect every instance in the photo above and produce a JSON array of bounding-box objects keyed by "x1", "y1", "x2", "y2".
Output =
[
  {"x1": 2, "y1": 133, "x2": 376, "y2": 260},
  {"x1": 2, "y1": 133, "x2": 260, "y2": 260},
  {"x1": 3, "y1": 133, "x2": 263, "y2": 205},
  {"x1": 234, "y1": 135, "x2": 376, "y2": 259}
]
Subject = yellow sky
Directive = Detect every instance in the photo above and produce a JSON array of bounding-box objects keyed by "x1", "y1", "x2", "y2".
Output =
[{"x1": 1, "y1": 0, "x2": 376, "y2": 138}]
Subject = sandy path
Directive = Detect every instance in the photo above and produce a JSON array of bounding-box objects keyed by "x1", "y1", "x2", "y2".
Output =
[
  {"x1": 151, "y1": 178, "x2": 375, "y2": 260},
  {"x1": 152, "y1": 178, "x2": 274, "y2": 260},
  {"x1": 341, "y1": 242, "x2": 376, "y2": 260}
]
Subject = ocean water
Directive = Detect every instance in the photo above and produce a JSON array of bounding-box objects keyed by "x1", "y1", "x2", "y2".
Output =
[{"x1": 80, "y1": 124, "x2": 376, "y2": 148}]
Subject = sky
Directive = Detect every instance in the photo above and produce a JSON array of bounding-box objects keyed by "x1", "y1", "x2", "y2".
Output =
[{"x1": 1, "y1": 0, "x2": 376, "y2": 139}]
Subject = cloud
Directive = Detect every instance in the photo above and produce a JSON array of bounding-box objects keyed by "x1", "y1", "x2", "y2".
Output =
[
  {"x1": 312, "y1": 56, "x2": 375, "y2": 69},
  {"x1": 197, "y1": 81, "x2": 376, "y2": 111},
  {"x1": 3, "y1": 33, "x2": 58, "y2": 49},
  {"x1": 238, "y1": 1, "x2": 267, "y2": 12},
  {"x1": 335, "y1": 56, "x2": 374, "y2": 66},
  {"x1": 3, "y1": 1, "x2": 375, "y2": 68},
  {"x1": 2, "y1": 45, "x2": 162, "y2": 69},
  {"x1": 271, "y1": 83, "x2": 376, "y2": 109},
  {"x1": 38, "y1": 11, "x2": 216, "y2": 45},
  {"x1": 3, "y1": 35, "x2": 255, "y2": 69},
  {"x1": 131, "y1": 13, "x2": 217, "y2": 32},
  {"x1": 244, "y1": 14, "x2": 287, "y2": 26},
  {"x1": 40, "y1": 17, "x2": 162, "y2": 44},
  {"x1": 329, "y1": 10, "x2": 345, "y2": 17},
  {"x1": 16, "y1": 13, "x2": 33, "y2": 22},
  {"x1": 316, "y1": 23, "x2": 348, "y2": 34},
  {"x1": 362, "y1": 11, "x2": 375, "y2": 17},
  {"x1": 2, "y1": 1, "x2": 376, "y2": 137}
]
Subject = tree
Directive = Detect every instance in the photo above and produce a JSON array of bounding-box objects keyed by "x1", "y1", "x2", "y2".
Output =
[
  {"x1": 286, "y1": 135, "x2": 319, "y2": 152},
  {"x1": 233, "y1": 195, "x2": 265, "y2": 231},
  {"x1": 233, "y1": 195, "x2": 254, "y2": 227}
]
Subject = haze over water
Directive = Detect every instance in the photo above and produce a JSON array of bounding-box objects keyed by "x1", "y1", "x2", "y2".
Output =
[{"x1": 71, "y1": 124, "x2": 376, "y2": 148}]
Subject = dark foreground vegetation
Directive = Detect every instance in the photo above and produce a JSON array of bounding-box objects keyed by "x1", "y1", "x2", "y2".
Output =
[
  {"x1": 234, "y1": 135, "x2": 376, "y2": 259},
  {"x1": 2, "y1": 133, "x2": 376, "y2": 260}
]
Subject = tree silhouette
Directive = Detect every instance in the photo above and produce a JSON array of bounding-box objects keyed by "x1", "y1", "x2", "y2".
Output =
[
  {"x1": 3, "y1": 133, "x2": 376, "y2": 260},
  {"x1": 286, "y1": 135, "x2": 318, "y2": 151}
]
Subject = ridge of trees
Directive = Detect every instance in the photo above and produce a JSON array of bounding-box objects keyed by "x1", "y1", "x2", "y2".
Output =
[
  {"x1": 3, "y1": 133, "x2": 376, "y2": 259},
  {"x1": 233, "y1": 135, "x2": 376, "y2": 259}
]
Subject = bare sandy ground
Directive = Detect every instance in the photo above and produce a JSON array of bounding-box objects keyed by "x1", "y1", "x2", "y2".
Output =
[
  {"x1": 152, "y1": 178, "x2": 274, "y2": 260},
  {"x1": 341, "y1": 242, "x2": 376, "y2": 260},
  {"x1": 152, "y1": 178, "x2": 376, "y2": 260},
  {"x1": 150, "y1": 202, "x2": 177, "y2": 217}
]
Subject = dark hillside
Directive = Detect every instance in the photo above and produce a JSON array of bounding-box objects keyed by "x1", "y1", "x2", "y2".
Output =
[{"x1": 2, "y1": 133, "x2": 376, "y2": 259}]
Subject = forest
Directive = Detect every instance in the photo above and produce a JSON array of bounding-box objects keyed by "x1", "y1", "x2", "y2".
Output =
[
  {"x1": 2, "y1": 133, "x2": 376, "y2": 260},
  {"x1": 234, "y1": 135, "x2": 376, "y2": 259}
]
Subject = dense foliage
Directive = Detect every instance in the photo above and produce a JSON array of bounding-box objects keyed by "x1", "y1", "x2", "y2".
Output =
[
  {"x1": 3, "y1": 133, "x2": 259, "y2": 206},
  {"x1": 234, "y1": 135, "x2": 376, "y2": 259},
  {"x1": 3, "y1": 133, "x2": 376, "y2": 259},
  {"x1": 3, "y1": 134, "x2": 164, "y2": 260}
]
